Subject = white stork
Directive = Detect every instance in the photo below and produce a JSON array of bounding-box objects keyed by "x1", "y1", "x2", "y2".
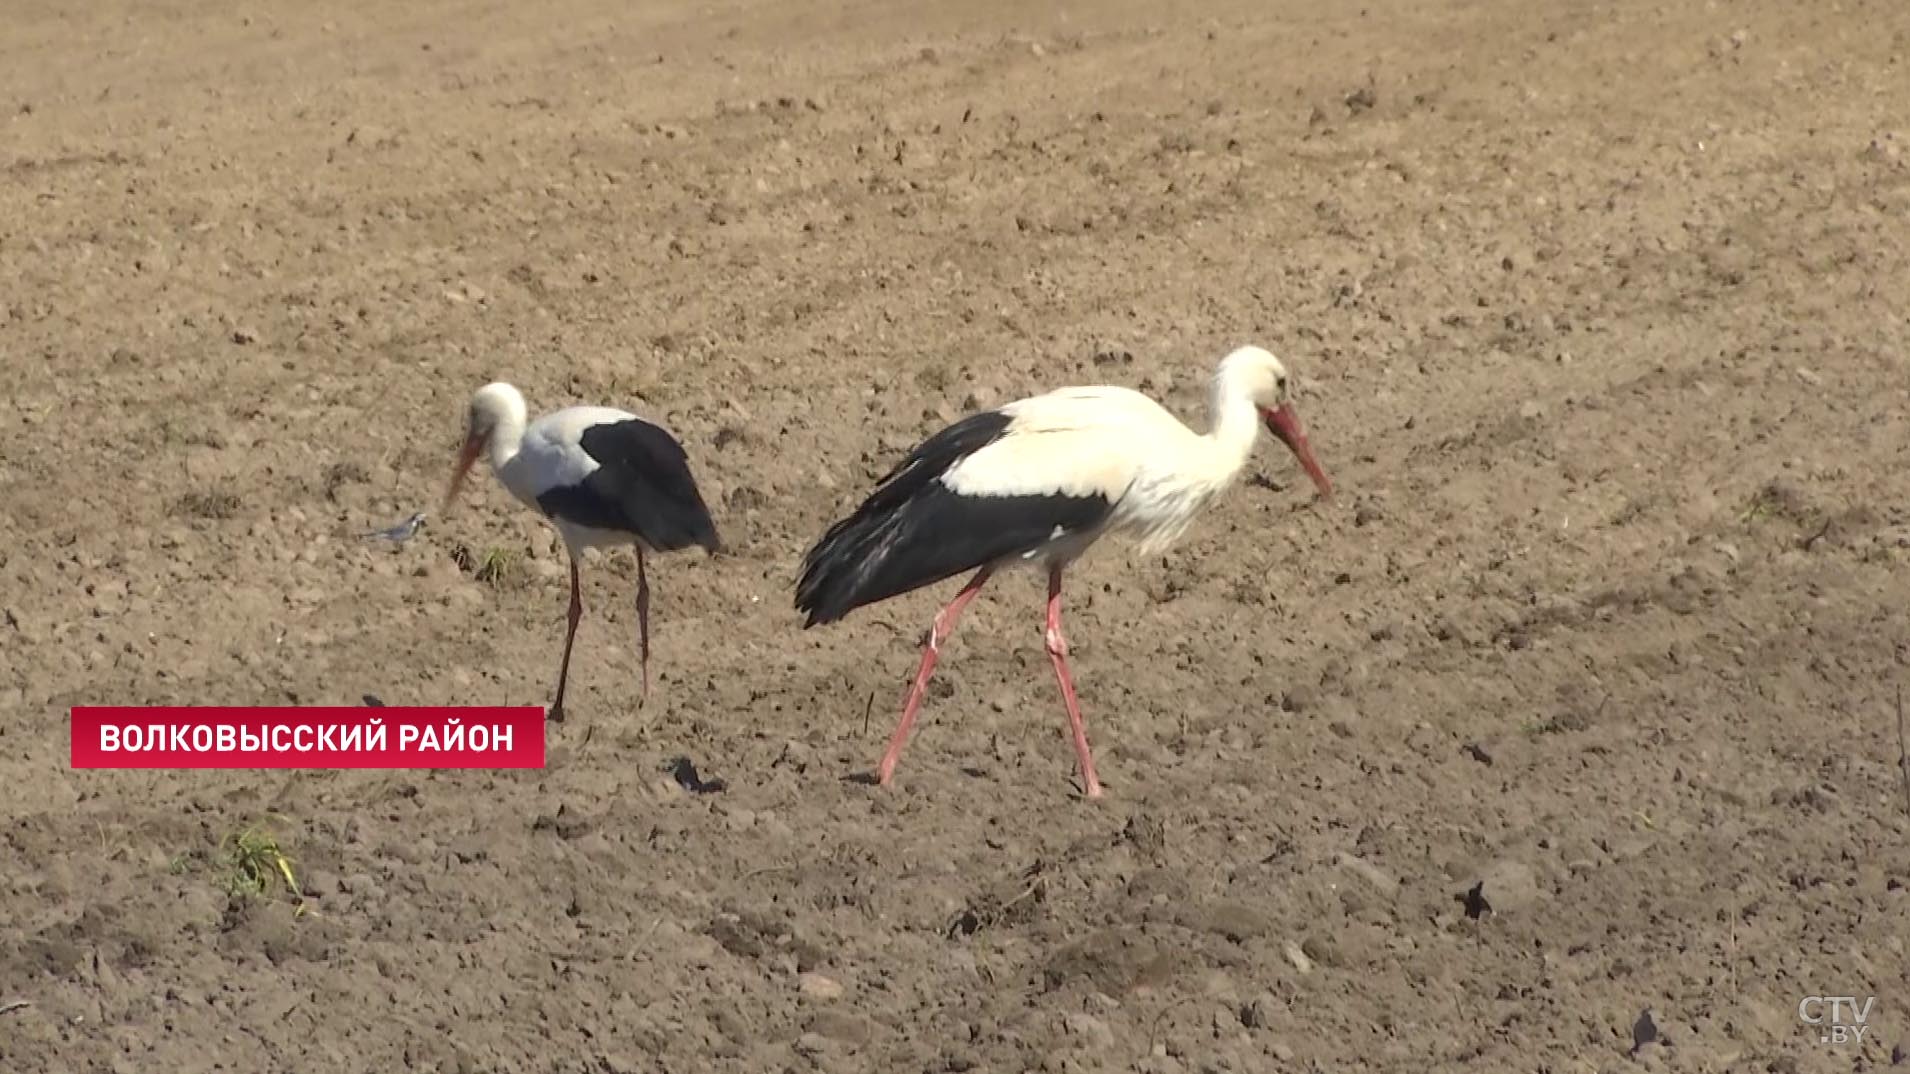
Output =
[
  {"x1": 443, "y1": 382, "x2": 722, "y2": 721},
  {"x1": 795, "y1": 345, "x2": 1333, "y2": 798}
]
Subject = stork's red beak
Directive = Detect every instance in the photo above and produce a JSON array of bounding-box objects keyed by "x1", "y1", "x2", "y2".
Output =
[
  {"x1": 443, "y1": 430, "x2": 481, "y2": 514},
  {"x1": 1262, "y1": 404, "x2": 1333, "y2": 500}
]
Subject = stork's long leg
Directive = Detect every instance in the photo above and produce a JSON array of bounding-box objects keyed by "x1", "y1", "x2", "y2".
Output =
[
  {"x1": 550, "y1": 556, "x2": 584, "y2": 722},
  {"x1": 635, "y1": 546, "x2": 652, "y2": 701},
  {"x1": 876, "y1": 566, "x2": 994, "y2": 786},
  {"x1": 1043, "y1": 567, "x2": 1103, "y2": 798}
]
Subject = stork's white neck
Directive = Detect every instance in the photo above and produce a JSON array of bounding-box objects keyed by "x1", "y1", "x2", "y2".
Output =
[
  {"x1": 1203, "y1": 362, "x2": 1267, "y2": 484},
  {"x1": 487, "y1": 414, "x2": 525, "y2": 471},
  {"x1": 474, "y1": 383, "x2": 530, "y2": 472}
]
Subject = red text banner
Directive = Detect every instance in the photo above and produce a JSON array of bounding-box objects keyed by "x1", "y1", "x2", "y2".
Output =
[{"x1": 70, "y1": 707, "x2": 546, "y2": 769}]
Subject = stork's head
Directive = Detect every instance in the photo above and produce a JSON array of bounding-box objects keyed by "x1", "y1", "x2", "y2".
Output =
[
  {"x1": 442, "y1": 382, "x2": 527, "y2": 514},
  {"x1": 1220, "y1": 346, "x2": 1333, "y2": 500}
]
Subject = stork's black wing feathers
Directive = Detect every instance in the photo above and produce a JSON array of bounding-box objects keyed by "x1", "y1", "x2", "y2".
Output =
[
  {"x1": 795, "y1": 409, "x2": 1112, "y2": 627},
  {"x1": 537, "y1": 418, "x2": 722, "y2": 553}
]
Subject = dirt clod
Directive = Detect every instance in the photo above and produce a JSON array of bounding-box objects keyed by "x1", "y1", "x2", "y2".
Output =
[{"x1": 1462, "y1": 861, "x2": 1542, "y2": 918}]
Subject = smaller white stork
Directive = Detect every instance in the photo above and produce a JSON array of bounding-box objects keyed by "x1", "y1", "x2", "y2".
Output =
[
  {"x1": 443, "y1": 382, "x2": 722, "y2": 721},
  {"x1": 795, "y1": 345, "x2": 1333, "y2": 798}
]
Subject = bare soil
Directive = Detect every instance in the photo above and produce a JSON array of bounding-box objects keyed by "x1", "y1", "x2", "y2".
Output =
[{"x1": 3, "y1": 0, "x2": 1909, "y2": 1071}]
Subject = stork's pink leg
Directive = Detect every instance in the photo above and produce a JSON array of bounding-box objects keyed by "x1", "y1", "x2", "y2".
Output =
[
  {"x1": 635, "y1": 546, "x2": 651, "y2": 701},
  {"x1": 550, "y1": 557, "x2": 584, "y2": 722},
  {"x1": 876, "y1": 567, "x2": 994, "y2": 787},
  {"x1": 1044, "y1": 567, "x2": 1103, "y2": 798}
]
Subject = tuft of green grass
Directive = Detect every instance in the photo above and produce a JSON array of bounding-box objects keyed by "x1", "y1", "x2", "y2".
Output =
[
  {"x1": 1523, "y1": 707, "x2": 1596, "y2": 736},
  {"x1": 155, "y1": 418, "x2": 227, "y2": 449},
  {"x1": 218, "y1": 819, "x2": 305, "y2": 910},
  {"x1": 1739, "y1": 481, "x2": 1808, "y2": 526},
  {"x1": 474, "y1": 546, "x2": 522, "y2": 587},
  {"x1": 321, "y1": 460, "x2": 371, "y2": 501},
  {"x1": 175, "y1": 488, "x2": 242, "y2": 520}
]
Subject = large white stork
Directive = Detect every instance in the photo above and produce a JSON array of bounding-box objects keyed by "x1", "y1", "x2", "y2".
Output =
[
  {"x1": 796, "y1": 345, "x2": 1333, "y2": 798},
  {"x1": 443, "y1": 382, "x2": 722, "y2": 721}
]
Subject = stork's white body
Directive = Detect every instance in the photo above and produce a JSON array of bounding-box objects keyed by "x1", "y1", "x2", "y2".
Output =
[
  {"x1": 487, "y1": 405, "x2": 654, "y2": 554},
  {"x1": 944, "y1": 384, "x2": 1259, "y2": 564}
]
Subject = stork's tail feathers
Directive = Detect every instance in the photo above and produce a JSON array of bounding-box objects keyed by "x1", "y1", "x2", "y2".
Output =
[
  {"x1": 794, "y1": 524, "x2": 865, "y2": 627},
  {"x1": 688, "y1": 518, "x2": 725, "y2": 556},
  {"x1": 796, "y1": 409, "x2": 1025, "y2": 627},
  {"x1": 796, "y1": 480, "x2": 1115, "y2": 627},
  {"x1": 678, "y1": 495, "x2": 724, "y2": 556},
  {"x1": 795, "y1": 506, "x2": 907, "y2": 627}
]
